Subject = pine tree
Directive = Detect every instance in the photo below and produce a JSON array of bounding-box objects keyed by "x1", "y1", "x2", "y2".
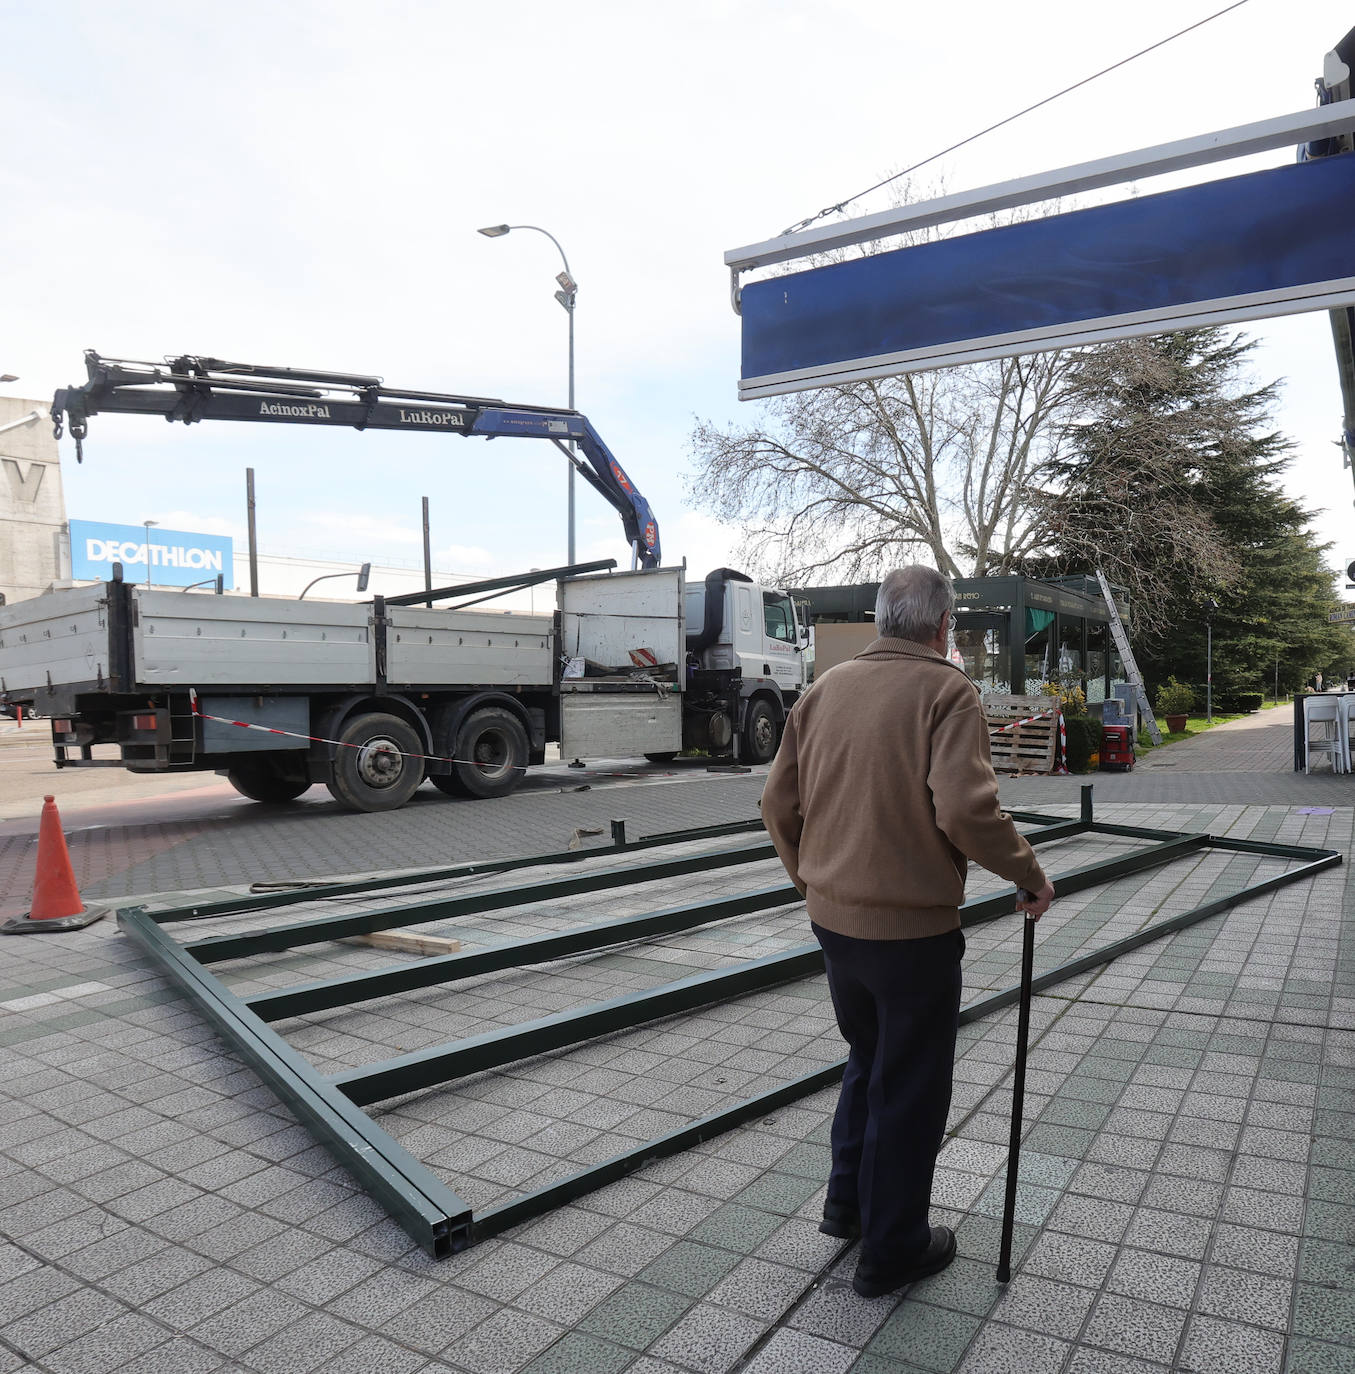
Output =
[{"x1": 1033, "y1": 328, "x2": 1352, "y2": 697}]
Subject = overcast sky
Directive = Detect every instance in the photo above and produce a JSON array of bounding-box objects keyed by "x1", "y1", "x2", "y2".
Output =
[{"x1": 4, "y1": 1, "x2": 1353, "y2": 592}]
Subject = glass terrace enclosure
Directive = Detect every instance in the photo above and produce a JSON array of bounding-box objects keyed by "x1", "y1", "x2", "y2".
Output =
[{"x1": 789, "y1": 574, "x2": 1127, "y2": 705}]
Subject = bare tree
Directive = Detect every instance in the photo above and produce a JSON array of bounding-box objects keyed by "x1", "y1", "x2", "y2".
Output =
[{"x1": 688, "y1": 348, "x2": 1078, "y2": 583}]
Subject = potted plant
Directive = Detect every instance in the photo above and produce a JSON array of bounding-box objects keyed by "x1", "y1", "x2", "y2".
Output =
[{"x1": 1155, "y1": 677, "x2": 1195, "y2": 734}]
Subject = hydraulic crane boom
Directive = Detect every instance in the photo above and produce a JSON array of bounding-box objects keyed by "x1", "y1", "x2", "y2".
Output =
[{"x1": 51, "y1": 351, "x2": 661, "y2": 567}]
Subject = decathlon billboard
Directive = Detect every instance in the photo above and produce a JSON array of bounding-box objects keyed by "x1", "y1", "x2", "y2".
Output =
[{"x1": 70, "y1": 520, "x2": 234, "y2": 588}]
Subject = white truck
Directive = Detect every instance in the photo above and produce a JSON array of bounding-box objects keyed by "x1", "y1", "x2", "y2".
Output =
[
  {"x1": 0, "y1": 351, "x2": 809, "y2": 810},
  {"x1": 0, "y1": 564, "x2": 807, "y2": 813}
]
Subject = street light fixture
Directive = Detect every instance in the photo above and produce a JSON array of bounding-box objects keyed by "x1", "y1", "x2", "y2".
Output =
[
  {"x1": 0, "y1": 374, "x2": 18, "y2": 384},
  {"x1": 299, "y1": 562, "x2": 372, "y2": 601},
  {"x1": 477, "y1": 223, "x2": 578, "y2": 565},
  {"x1": 142, "y1": 520, "x2": 159, "y2": 588}
]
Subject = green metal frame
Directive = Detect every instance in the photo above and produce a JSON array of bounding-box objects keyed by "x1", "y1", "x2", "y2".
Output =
[{"x1": 117, "y1": 793, "x2": 1340, "y2": 1257}]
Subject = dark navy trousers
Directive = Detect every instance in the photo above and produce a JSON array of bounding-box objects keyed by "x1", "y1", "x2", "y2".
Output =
[{"x1": 812, "y1": 922, "x2": 964, "y2": 1265}]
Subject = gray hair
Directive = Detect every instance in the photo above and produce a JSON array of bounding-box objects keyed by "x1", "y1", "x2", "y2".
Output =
[{"x1": 874, "y1": 566, "x2": 955, "y2": 642}]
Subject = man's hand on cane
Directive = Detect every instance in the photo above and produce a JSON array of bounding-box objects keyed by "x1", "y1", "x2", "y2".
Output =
[{"x1": 1016, "y1": 881, "x2": 1055, "y2": 919}]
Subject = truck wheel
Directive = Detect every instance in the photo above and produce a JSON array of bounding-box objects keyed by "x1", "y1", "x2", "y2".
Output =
[
  {"x1": 325, "y1": 712, "x2": 424, "y2": 812},
  {"x1": 227, "y1": 760, "x2": 312, "y2": 803},
  {"x1": 742, "y1": 700, "x2": 779, "y2": 764},
  {"x1": 443, "y1": 707, "x2": 529, "y2": 800}
]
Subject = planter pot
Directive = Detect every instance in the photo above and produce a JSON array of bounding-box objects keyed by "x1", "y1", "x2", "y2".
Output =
[{"x1": 1165, "y1": 714, "x2": 1188, "y2": 733}]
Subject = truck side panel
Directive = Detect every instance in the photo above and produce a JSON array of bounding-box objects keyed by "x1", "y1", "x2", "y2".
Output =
[
  {"x1": 558, "y1": 688, "x2": 682, "y2": 758},
  {"x1": 559, "y1": 568, "x2": 685, "y2": 759},
  {"x1": 559, "y1": 568, "x2": 685, "y2": 668},
  {"x1": 132, "y1": 590, "x2": 371, "y2": 686},
  {"x1": 0, "y1": 584, "x2": 112, "y2": 695},
  {"x1": 385, "y1": 607, "x2": 553, "y2": 687}
]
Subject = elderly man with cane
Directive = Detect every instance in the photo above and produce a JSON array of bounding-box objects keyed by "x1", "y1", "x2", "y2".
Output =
[{"x1": 762, "y1": 565, "x2": 1054, "y2": 1299}]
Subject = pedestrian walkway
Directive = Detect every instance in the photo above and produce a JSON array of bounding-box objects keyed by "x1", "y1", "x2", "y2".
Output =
[{"x1": 0, "y1": 712, "x2": 1351, "y2": 1374}]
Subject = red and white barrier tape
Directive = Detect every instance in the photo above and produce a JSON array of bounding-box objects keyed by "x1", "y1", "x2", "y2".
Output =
[
  {"x1": 187, "y1": 689, "x2": 520, "y2": 771},
  {"x1": 988, "y1": 706, "x2": 1069, "y2": 774},
  {"x1": 990, "y1": 708, "x2": 1057, "y2": 735},
  {"x1": 186, "y1": 691, "x2": 668, "y2": 780}
]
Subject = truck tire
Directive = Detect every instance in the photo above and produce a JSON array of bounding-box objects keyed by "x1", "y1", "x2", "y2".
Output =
[
  {"x1": 436, "y1": 707, "x2": 529, "y2": 800},
  {"x1": 742, "y1": 700, "x2": 779, "y2": 765},
  {"x1": 226, "y1": 759, "x2": 312, "y2": 803},
  {"x1": 325, "y1": 712, "x2": 424, "y2": 812}
]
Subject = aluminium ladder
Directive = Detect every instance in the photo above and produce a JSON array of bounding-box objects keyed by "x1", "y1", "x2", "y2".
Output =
[{"x1": 1096, "y1": 570, "x2": 1162, "y2": 745}]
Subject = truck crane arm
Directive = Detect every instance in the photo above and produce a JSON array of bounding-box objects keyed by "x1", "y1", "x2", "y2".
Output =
[{"x1": 51, "y1": 351, "x2": 661, "y2": 568}]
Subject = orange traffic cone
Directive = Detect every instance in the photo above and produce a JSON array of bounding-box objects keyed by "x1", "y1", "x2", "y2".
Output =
[{"x1": 2, "y1": 796, "x2": 109, "y2": 934}]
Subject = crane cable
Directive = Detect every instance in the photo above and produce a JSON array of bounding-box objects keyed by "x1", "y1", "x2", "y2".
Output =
[{"x1": 779, "y1": 0, "x2": 1256, "y2": 238}]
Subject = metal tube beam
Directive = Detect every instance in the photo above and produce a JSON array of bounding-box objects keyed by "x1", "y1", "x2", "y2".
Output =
[
  {"x1": 466, "y1": 843, "x2": 1340, "y2": 1245},
  {"x1": 185, "y1": 841, "x2": 779, "y2": 963},
  {"x1": 118, "y1": 906, "x2": 473, "y2": 1258},
  {"x1": 151, "y1": 819, "x2": 770, "y2": 924},
  {"x1": 246, "y1": 884, "x2": 799, "y2": 1022},
  {"x1": 327, "y1": 832, "x2": 1205, "y2": 1107},
  {"x1": 330, "y1": 947, "x2": 826, "y2": 1106},
  {"x1": 245, "y1": 817, "x2": 1097, "y2": 1020}
]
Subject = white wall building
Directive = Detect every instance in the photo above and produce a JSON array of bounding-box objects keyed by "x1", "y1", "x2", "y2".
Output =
[{"x1": 0, "y1": 398, "x2": 67, "y2": 604}]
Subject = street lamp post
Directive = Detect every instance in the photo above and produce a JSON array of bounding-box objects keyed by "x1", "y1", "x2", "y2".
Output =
[
  {"x1": 142, "y1": 520, "x2": 159, "y2": 588},
  {"x1": 1203, "y1": 599, "x2": 1219, "y2": 724},
  {"x1": 478, "y1": 223, "x2": 578, "y2": 566}
]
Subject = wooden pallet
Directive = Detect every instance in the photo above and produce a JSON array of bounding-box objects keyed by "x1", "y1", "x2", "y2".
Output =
[{"x1": 983, "y1": 693, "x2": 1060, "y2": 774}]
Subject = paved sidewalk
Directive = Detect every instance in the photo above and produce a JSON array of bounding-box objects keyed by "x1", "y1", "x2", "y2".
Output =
[{"x1": 1, "y1": 712, "x2": 1352, "y2": 1374}]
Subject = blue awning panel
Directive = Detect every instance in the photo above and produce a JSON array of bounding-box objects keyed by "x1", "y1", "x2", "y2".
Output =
[{"x1": 740, "y1": 154, "x2": 1355, "y2": 398}]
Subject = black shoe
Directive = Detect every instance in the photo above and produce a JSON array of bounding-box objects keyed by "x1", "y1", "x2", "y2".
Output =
[
  {"x1": 819, "y1": 1199, "x2": 861, "y2": 1239},
  {"x1": 852, "y1": 1225, "x2": 956, "y2": 1299}
]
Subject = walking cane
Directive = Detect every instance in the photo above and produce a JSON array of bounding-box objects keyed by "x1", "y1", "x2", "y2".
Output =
[{"x1": 996, "y1": 895, "x2": 1038, "y2": 1283}]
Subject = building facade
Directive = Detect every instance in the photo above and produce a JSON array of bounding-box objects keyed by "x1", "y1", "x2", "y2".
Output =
[{"x1": 0, "y1": 398, "x2": 67, "y2": 605}]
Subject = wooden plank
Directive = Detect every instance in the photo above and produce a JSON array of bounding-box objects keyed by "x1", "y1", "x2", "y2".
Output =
[
  {"x1": 343, "y1": 930, "x2": 462, "y2": 957},
  {"x1": 983, "y1": 694, "x2": 1059, "y2": 774}
]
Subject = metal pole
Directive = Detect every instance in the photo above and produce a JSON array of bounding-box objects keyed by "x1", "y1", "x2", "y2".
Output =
[
  {"x1": 996, "y1": 908, "x2": 1037, "y2": 1283},
  {"x1": 567, "y1": 298, "x2": 576, "y2": 567},
  {"x1": 246, "y1": 467, "x2": 259, "y2": 597},
  {"x1": 1207, "y1": 620, "x2": 1213, "y2": 724},
  {"x1": 422, "y1": 497, "x2": 432, "y2": 609}
]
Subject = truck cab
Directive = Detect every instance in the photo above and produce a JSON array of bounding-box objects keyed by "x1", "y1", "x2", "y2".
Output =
[{"x1": 684, "y1": 569, "x2": 807, "y2": 763}]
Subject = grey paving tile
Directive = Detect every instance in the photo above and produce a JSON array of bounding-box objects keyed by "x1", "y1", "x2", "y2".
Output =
[
  {"x1": 41, "y1": 1312, "x2": 168, "y2": 1374},
  {"x1": 688, "y1": 1204, "x2": 784, "y2": 1255},
  {"x1": 754, "y1": 1218, "x2": 847, "y2": 1272},
  {"x1": 647, "y1": 1301, "x2": 765, "y2": 1373},
  {"x1": 707, "y1": 1256, "x2": 808, "y2": 1321},
  {"x1": 1063, "y1": 1347, "x2": 1168, "y2": 1374},
  {"x1": 1196, "y1": 1264, "x2": 1292, "y2": 1330},
  {"x1": 955, "y1": 1321, "x2": 1069, "y2": 1374},
  {"x1": 1292, "y1": 1284, "x2": 1355, "y2": 1344},
  {"x1": 788, "y1": 1280, "x2": 891, "y2": 1346},
  {"x1": 636, "y1": 1241, "x2": 742, "y2": 1300},
  {"x1": 1283, "y1": 1336, "x2": 1355, "y2": 1373},
  {"x1": 867, "y1": 1301, "x2": 982, "y2": 1371},
  {"x1": 1106, "y1": 1247, "x2": 1201, "y2": 1309},
  {"x1": 1177, "y1": 1314, "x2": 1284, "y2": 1374},
  {"x1": 445, "y1": 1308, "x2": 564, "y2": 1374},
  {"x1": 315, "y1": 1333, "x2": 431, "y2": 1374},
  {"x1": 1020, "y1": 1232, "x2": 1117, "y2": 1290},
  {"x1": 3, "y1": 1289, "x2": 128, "y2": 1358},
  {"x1": 742, "y1": 1327, "x2": 856, "y2": 1374},
  {"x1": 520, "y1": 1332, "x2": 634, "y2": 1374},
  {"x1": 1122, "y1": 1207, "x2": 1212, "y2": 1260},
  {"x1": 991, "y1": 1272, "x2": 1094, "y2": 1340},
  {"x1": 1082, "y1": 1291, "x2": 1186, "y2": 1365},
  {"x1": 580, "y1": 1282, "x2": 694, "y2": 1350},
  {"x1": 187, "y1": 1289, "x2": 310, "y2": 1357},
  {"x1": 513, "y1": 1261, "x2": 622, "y2": 1325}
]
